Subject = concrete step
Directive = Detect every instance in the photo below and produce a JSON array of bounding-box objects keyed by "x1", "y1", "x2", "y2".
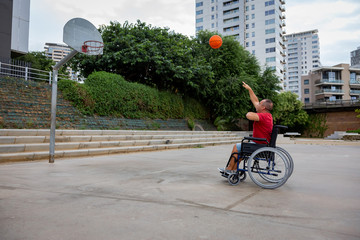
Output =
[
  {"x1": 0, "y1": 129, "x2": 249, "y2": 136},
  {"x1": 0, "y1": 139, "x2": 242, "y2": 163},
  {"x1": 0, "y1": 136, "x2": 244, "y2": 153},
  {"x1": 0, "y1": 133, "x2": 244, "y2": 144}
]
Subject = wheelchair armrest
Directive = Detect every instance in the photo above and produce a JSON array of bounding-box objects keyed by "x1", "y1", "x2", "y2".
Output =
[
  {"x1": 274, "y1": 125, "x2": 288, "y2": 130},
  {"x1": 243, "y1": 136, "x2": 269, "y2": 144}
]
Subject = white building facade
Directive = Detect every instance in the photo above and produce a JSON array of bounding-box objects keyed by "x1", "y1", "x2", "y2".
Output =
[
  {"x1": 195, "y1": 0, "x2": 286, "y2": 82},
  {"x1": 284, "y1": 29, "x2": 320, "y2": 99}
]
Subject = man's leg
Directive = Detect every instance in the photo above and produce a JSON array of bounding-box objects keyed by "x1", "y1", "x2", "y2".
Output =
[{"x1": 226, "y1": 144, "x2": 244, "y2": 171}]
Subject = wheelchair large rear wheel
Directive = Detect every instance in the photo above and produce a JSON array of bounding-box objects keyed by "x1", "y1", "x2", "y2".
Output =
[
  {"x1": 276, "y1": 147, "x2": 294, "y2": 178},
  {"x1": 247, "y1": 147, "x2": 289, "y2": 189}
]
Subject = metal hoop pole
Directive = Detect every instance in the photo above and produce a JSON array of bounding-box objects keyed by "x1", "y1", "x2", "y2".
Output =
[{"x1": 49, "y1": 50, "x2": 78, "y2": 163}]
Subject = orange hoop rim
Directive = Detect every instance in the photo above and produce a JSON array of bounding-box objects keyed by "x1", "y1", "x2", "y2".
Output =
[{"x1": 82, "y1": 40, "x2": 104, "y2": 53}]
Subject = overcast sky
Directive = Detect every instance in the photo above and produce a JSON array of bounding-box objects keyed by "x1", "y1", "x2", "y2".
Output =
[{"x1": 29, "y1": 0, "x2": 360, "y2": 66}]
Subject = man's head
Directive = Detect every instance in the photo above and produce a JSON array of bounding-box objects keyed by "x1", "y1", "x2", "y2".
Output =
[{"x1": 257, "y1": 99, "x2": 273, "y2": 113}]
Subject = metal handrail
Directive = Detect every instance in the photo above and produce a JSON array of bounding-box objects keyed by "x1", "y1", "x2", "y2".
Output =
[{"x1": 0, "y1": 61, "x2": 75, "y2": 84}]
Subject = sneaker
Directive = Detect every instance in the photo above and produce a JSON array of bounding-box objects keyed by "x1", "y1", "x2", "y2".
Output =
[
  {"x1": 225, "y1": 169, "x2": 237, "y2": 174},
  {"x1": 218, "y1": 167, "x2": 225, "y2": 173}
]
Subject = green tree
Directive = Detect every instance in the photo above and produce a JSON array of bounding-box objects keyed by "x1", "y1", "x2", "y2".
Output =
[
  {"x1": 70, "y1": 20, "x2": 212, "y2": 96},
  {"x1": 16, "y1": 51, "x2": 54, "y2": 71},
  {"x1": 194, "y1": 31, "x2": 281, "y2": 121},
  {"x1": 272, "y1": 91, "x2": 309, "y2": 130},
  {"x1": 69, "y1": 21, "x2": 283, "y2": 126},
  {"x1": 16, "y1": 51, "x2": 69, "y2": 76}
]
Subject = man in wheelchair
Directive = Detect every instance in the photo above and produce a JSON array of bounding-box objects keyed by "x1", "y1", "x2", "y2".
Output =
[{"x1": 218, "y1": 81, "x2": 273, "y2": 175}]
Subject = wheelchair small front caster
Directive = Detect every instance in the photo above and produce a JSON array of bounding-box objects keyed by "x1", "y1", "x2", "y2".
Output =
[
  {"x1": 228, "y1": 173, "x2": 240, "y2": 186},
  {"x1": 239, "y1": 170, "x2": 246, "y2": 182}
]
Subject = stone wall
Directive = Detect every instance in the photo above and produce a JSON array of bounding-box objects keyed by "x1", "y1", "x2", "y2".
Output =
[{"x1": 0, "y1": 77, "x2": 216, "y2": 131}]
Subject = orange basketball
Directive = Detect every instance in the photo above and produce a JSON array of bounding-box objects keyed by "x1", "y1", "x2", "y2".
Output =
[{"x1": 209, "y1": 35, "x2": 222, "y2": 49}]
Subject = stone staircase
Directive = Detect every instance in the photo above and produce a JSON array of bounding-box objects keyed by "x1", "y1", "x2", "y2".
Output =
[
  {"x1": 0, "y1": 129, "x2": 251, "y2": 163},
  {"x1": 325, "y1": 131, "x2": 359, "y2": 140}
]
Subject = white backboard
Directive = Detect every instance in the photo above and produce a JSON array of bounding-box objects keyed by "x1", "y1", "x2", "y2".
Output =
[{"x1": 63, "y1": 18, "x2": 103, "y2": 55}]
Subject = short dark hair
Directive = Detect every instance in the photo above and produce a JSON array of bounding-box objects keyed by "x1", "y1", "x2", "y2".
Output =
[{"x1": 263, "y1": 99, "x2": 273, "y2": 111}]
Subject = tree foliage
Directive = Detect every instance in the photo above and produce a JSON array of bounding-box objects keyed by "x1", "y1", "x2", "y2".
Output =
[
  {"x1": 16, "y1": 51, "x2": 54, "y2": 71},
  {"x1": 16, "y1": 51, "x2": 68, "y2": 75},
  {"x1": 69, "y1": 21, "x2": 282, "y2": 126},
  {"x1": 272, "y1": 91, "x2": 309, "y2": 130}
]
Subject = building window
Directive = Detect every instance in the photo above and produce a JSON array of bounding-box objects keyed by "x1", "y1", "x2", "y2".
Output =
[
  {"x1": 266, "y1": 47, "x2": 275, "y2": 53},
  {"x1": 252, "y1": 23, "x2": 255, "y2": 28},
  {"x1": 304, "y1": 98, "x2": 310, "y2": 103},
  {"x1": 251, "y1": 4, "x2": 255, "y2": 10},
  {"x1": 196, "y1": 2, "x2": 203, "y2": 7},
  {"x1": 196, "y1": 10, "x2": 203, "y2": 15},
  {"x1": 265, "y1": 9, "x2": 275, "y2": 16},
  {"x1": 266, "y1": 57, "x2": 276, "y2": 62},
  {"x1": 251, "y1": 14, "x2": 255, "y2": 19},
  {"x1": 350, "y1": 73, "x2": 356, "y2": 82},
  {"x1": 252, "y1": 32, "x2": 255, "y2": 37},
  {"x1": 265, "y1": 38, "x2": 275, "y2": 44},
  {"x1": 246, "y1": 24, "x2": 249, "y2": 29},
  {"x1": 196, "y1": 18, "x2": 203, "y2": 23},
  {"x1": 304, "y1": 79, "x2": 309, "y2": 85},
  {"x1": 265, "y1": 0, "x2": 274, "y2": 6},
  {"x1": 304, "y1": 88, "x2": 309, "y2": 94},
  {"x1": 246, "y1": 42, "x2": 249, "y2": 47},
  {"x1": 265, "y1": 18, "x2": 275, "y2": 25},
  {"x1": 252, "y1": 41, "x2": 255, "y2": 46},
  {"x1": 196, "y1": 26, "x2": 203, "y2": 31},
  {"x1": 265, "y1": 28, "x2": 275, "y2": 34}
]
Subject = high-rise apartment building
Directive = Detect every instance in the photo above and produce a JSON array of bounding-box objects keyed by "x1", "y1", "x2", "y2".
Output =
[
  {"x1": 44, "y1": 43, "x2": 77, "y2": 79},
  {"x1": 44, "y1": 43, "x2": 72, "y2": 63},
  {"x1": 195, "y1": 0, "x2": 286, "y2": 82},
  {"x1": 351, "y1": 46, "x2": 360, "y2": 67},
  {"x1": 284, "y1": 30, "x2": 320, "y2": 99}
]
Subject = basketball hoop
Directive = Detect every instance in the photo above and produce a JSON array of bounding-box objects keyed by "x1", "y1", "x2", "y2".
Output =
[{"x1": 81, "y1": 40, "x2": 104, "y2": 54}]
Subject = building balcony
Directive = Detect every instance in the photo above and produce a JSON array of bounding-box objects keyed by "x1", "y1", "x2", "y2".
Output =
[
  {"x1": 280, "y1": 0, "x2": 285, "y2": 4},
  {"x1": 350, "y1": 80, "x2": 360, "y2": 88},
  {"x1": 279, "y1": 6, "x2": 285, "y2": 12},
  {"x1": 350, "y1": 89, "x2": 360, "y2": 95},
  {"x1": 315, "y1": 89, "x2": 344, "y2": 95},
  {"x1": 280, "y1": 14, "x2": 286, "y2": 20},
  {"x1": 314, "y1": 79, "x2": 344, "y2": 86}
]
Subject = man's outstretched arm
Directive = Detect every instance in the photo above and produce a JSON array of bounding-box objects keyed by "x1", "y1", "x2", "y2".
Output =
[{"x1": 242, "y1": 82, "x2": 259, "y2": 108}]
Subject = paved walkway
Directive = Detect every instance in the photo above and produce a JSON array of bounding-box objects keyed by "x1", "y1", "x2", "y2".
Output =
[{"x1": 0, "y1": 143, "x2": 359, "y2": 240}]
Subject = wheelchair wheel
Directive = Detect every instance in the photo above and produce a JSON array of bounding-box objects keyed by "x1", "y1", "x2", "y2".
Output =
[
  {"x1": 276, "y1": 147, "x2": 294, "y2": 178},
  {"x1": 228, "y1": 173, "x2": 240, "y2": 186},
  {"x1": 239, "y1": 170, "x2": 246, "y2": 182},
  {"x1": 247, "y1": 147, "x2": 289, "y2": 189}
]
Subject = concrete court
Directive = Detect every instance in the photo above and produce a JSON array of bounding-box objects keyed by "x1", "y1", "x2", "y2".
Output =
[{"x1": 0, "y1": 143, "x2": 359, "y2": 240}]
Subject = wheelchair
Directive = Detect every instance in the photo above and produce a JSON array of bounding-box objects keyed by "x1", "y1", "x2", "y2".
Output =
[{"x1": 220, "y1": 125, "x2": 294, "y2": 189}]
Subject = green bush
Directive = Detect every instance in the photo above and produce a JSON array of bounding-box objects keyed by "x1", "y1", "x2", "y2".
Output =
[
  {"x1": 59, "y1": 71, "x2": 208, "y2": 120},
  {"x1": 347, "y1": 129, "x2": 360, "y2": 134}
]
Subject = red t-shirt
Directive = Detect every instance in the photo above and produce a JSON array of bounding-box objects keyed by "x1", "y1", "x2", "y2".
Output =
[{"x1": 252, "y1": 112, "x2": 273, "y2": 144}]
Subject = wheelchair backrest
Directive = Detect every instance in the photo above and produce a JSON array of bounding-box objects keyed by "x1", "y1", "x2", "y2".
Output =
[{"x1": 269, "y1": 125, "x2": 288, "y2": 147}]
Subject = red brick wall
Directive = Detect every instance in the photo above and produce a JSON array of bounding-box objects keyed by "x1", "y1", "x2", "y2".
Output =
[{"x1": 323, "y1": 111, "x2": 360, "y2": 136}]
